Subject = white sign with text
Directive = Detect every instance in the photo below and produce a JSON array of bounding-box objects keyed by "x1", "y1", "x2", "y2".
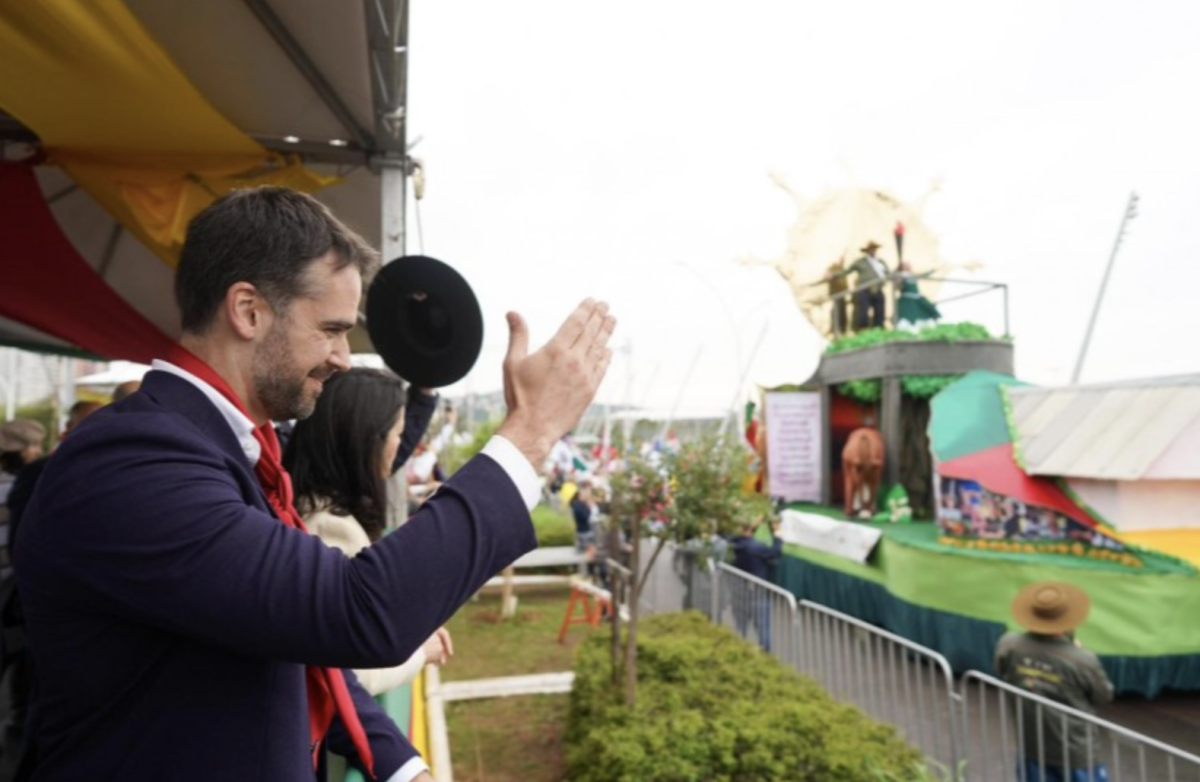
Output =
[{"x1": 765, "y1": 391, "x2": 823, "y2": 502}]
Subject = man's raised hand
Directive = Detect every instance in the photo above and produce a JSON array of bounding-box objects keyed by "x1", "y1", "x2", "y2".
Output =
[{"x1": 497, "y1": 299, "x2": 616, "y2": 469}]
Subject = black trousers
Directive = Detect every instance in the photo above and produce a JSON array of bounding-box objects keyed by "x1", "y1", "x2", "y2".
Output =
[{"x1": 854, "y1": 288, "x2": 886, "y2": 330}]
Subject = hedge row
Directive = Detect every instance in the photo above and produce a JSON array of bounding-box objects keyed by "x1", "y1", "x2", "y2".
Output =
[{"x1": 566, "y1": 612, "x2": 923, "y2": 781}]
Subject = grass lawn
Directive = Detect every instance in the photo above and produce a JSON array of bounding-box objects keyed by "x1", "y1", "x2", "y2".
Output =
[
  {"x1": 442, "y1": 588, "x2": 604, "y2": 781},
  {"x1": 447, "y1": 694, "x2": 569, "y2": 782}
]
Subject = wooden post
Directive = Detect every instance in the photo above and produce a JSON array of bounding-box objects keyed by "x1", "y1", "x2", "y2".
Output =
[
  {"x1": 819, "y1": 384, "x2": 832, "y2": 506},
  {"x1": 610, "y1": 564, "x2": 622, "y2": 688},
  {"x1": 499, "y1": 565, "x2": 517, "y2": 620},
  {"x1": 881, "y1": 376, "x2": 902, "y2": 492}
]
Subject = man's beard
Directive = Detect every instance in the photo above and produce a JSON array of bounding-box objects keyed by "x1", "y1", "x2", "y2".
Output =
[{"x1": 252, "y1": 324, "x2": 325, "y2": 421}]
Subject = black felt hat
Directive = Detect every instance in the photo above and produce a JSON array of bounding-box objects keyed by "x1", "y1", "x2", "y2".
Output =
[{"x1": 365, "y1": 255, "x2": 483, "y2": 388}]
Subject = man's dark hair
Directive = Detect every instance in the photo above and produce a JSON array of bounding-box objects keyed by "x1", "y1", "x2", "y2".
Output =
[
  {"x1": 176, "y1": 187, "x2": 380, "y2": 334},
  {"x1": 283, "y1": 368, "x2": 406, "y2": 541}
]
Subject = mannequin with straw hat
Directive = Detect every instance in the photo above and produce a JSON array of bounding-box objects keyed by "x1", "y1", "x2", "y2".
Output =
[
  {"x1": 995, "y1": 582, "x2": 1114, "y2": 782},
  {"x1": 829, "y1": 240, "x2": 890, "y2": 331}
]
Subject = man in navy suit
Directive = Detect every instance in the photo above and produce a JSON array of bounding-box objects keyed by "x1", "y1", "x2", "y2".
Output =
[{"x1": 15, "y1": 187, "x2": 615, "y2": 781}]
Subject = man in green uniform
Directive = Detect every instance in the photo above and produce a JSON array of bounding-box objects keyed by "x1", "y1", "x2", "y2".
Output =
[{"x1": 994, "y1": 582, "x2": 1114, "y2": 782}]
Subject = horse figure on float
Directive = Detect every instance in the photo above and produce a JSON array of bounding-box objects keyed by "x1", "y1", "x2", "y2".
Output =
[{"x1": 842, "y1": 427, "x2": 884, "y2": 519}]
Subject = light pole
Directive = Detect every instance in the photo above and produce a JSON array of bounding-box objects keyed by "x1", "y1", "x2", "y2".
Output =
[{"x1": 1072, "y1": 192, "x2": 1139, "y2": 384}]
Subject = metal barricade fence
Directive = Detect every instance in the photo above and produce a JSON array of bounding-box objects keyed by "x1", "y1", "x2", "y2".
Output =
[
  {"x1": 635, "y1": 538, "x2": 690, "y2": 617},
  {"x1": 712, "y1": 562, "x2": 798, "y2": 664},
  {"x1": 661, "y1": 542, "x2": 718, "y2": 620},
  {"x1": 605, "y1": 558, "x2": 632, "y2": 619},
  {"x1": 795, "y1": 599, "x2": 962, "y2": 773},
  {"x1": 960, "y1": 671, "x2": 1200, "y2": 782}
]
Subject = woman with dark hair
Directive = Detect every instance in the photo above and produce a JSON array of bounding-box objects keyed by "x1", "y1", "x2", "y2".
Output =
[{"x1": 284, "y1": 368, "x2": 452, "y2": 694}]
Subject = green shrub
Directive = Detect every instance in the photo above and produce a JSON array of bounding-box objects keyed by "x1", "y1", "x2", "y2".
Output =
[
  {"x1": 567, "y1": 612, "x2": 922, "y2": 781},
  {"x1": 531, "y1": 504, "x2": 575, "y2": 548}
]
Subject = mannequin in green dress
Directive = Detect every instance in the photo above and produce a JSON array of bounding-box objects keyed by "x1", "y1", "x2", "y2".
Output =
[{"x1": 896, "y1": 262, "x2": 940, "y2": 330}]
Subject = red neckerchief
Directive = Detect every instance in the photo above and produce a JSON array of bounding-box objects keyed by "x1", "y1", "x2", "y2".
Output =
[{"x1": 166, "y1": 345, "x2": 375, "y2": 778}]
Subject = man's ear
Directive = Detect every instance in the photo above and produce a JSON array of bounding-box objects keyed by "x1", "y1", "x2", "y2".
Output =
[{"x1": 225, "y1": 282, "x2": 271, "y2": 340}]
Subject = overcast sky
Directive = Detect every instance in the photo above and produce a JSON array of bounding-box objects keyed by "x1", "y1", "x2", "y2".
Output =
[{"x1": 405, "y1": 0, "x2": 1200, "y2": 415}]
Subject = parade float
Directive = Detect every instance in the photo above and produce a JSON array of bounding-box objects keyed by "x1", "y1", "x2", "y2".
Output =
[{"x1": 750, "y1": 183, "x2": 1200, "y2": 696}]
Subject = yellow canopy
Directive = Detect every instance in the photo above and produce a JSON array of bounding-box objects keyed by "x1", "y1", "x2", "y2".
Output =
[{"x1": 0, "y1": 0, "x2": 333, "y2": 265}]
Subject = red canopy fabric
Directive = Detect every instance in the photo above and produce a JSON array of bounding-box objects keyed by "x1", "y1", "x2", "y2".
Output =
[
  {"x1": 0, "y1": 161, "x2": 174, "y2": 362},
  {"x1": 939, "y1": 443, "x2": 1100, "y2": 527}
]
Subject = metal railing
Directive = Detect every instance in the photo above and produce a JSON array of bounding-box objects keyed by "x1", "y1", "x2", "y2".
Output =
[
  {"x1": 795, "y1": 598, "x2": 961, "y2": 771},
  {"x1": 632, "y1": 539, "x2": 1200, "y2": 782},
  {"x1": 960, "y1": 671, "x2": 1200, "y2": 782},
  {"x1": 825, "y1": 272, "x2": 1010, "y2": 338},
  {"x1": 713, "y1": 562, "x2": 797, "y2": 660}
]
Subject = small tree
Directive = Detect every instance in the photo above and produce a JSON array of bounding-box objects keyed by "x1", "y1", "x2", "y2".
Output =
[
  {"x1": 606, "y1": 433, "x2": 768, "y2": 706},
  {"x1": 607, "y1": 455, "x2": 673, "y2": 705},
  {"x1": 672, "y1": 433, "x2": 772, "y2": 551}
]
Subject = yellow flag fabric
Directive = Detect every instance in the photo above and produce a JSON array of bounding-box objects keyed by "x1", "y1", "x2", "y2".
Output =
[
  {"x1": 0, "y1": 0, "x2": 336, "y2": 264},
  {"x1": 410, "y1": 672, "x2": 429, "y2": 765}
]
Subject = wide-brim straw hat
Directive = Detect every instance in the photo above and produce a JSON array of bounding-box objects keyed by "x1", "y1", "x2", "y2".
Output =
[
  {"x1": 1012, "y1": 581, "x2": 1090, "y2": 635},
  {"x1": 860, "y1": 240, "x2": 882, "y2": 254}
]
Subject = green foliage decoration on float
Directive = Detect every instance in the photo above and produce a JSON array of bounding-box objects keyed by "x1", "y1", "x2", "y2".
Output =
[
  {"x1": 828, "y1": 323, "x2": 1004, "y2": 404},
  {"x1": 839, "y1": 378, "x2": 883, "y2": 403}
]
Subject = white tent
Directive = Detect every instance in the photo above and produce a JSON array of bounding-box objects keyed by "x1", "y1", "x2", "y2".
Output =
[{"x1": 75, "y1": 361, "x2": 151, "y2": 387}]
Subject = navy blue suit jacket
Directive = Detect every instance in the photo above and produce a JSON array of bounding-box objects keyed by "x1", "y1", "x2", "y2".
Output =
[{"x1": 15, "y1": 371, "x2": 536, "y2": 780}]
